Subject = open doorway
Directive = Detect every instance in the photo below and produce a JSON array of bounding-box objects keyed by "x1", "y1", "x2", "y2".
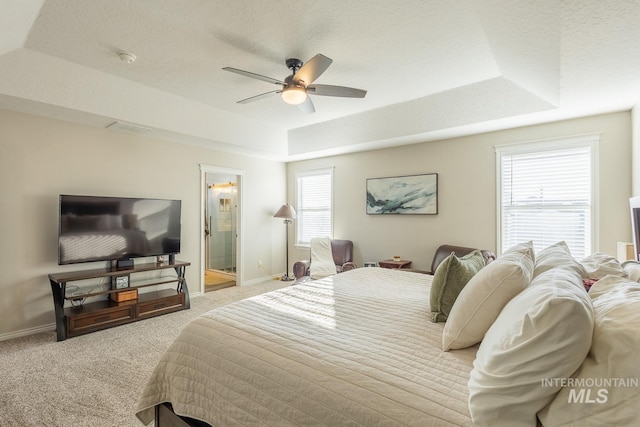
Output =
[{"x1": 201, "y1": 165, "x2": 243, "y2": 293}]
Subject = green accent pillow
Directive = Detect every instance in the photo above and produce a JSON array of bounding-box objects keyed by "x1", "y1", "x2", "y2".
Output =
[{"x1": 430, "y1": 250, "x2": 485, "y2": 322}]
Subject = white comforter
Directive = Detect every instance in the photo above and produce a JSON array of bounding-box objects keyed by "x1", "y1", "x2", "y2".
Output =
[{"x1": 136, "y1": 268, "x2": 477, "y2": 426}]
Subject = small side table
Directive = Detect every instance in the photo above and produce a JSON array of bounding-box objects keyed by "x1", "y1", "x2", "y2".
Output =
[{"x1": 378, "y1": 259, "x2": 412, "y2": 269}]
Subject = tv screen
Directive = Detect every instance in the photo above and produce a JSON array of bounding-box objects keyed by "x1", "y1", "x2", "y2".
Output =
[{"x1": 58, "y1": 195, "x2": 182, "y2": 265}]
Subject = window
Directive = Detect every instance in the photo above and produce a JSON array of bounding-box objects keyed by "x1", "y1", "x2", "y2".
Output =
[
  {"x1": 295, "y1": 168, "x2": 333, "y2": 246},
  {"x1": 496, "y1": 134, "x2": 598, "y2": 258}
]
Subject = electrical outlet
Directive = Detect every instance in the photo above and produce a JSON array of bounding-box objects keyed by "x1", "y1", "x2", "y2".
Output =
[{"x1": 258, "y1": 260, "x2": 263, "y2": 268}]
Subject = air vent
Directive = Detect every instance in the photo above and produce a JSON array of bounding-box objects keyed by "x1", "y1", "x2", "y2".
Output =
[{"x1": 106, "y1": 121, "x2": 152, "y2": 134}]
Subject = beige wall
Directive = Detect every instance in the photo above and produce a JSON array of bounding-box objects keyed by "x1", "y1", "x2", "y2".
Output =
[
  {"x1": 0, "y1": 109, "x2": 633, "y2": 340},
  {"x1": 287, "y1": 112, "x2": 632, "y2": 271},
  {"x1": 0, "y1": 110, "x2": 286, "y2": 340}
]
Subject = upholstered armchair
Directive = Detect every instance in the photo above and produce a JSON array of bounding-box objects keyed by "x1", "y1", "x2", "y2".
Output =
[
  {"x1": 407, "y1": 244, "x2": 497, "y2": 275},
  {"x1": 293, "y1": 239, "x2": 357, "y2": 279}
]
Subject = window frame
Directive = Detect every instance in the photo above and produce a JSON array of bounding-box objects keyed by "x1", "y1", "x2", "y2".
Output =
[
  {"x1": 495, "y1": 133, "x2": 599, "y2": 256},
  {"x1": 294, "y1": 167, "x2": 334, "y2": 247}
]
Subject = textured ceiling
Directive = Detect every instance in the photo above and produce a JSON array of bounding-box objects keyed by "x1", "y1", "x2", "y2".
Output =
[{"x1": 1, "y1": 0, "x2": 640, "y2": 160}]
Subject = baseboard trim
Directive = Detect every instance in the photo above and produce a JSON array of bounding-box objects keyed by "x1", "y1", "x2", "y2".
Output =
[
  {"x1": 243, "y1": 275, "x2": 282, "y2": 286},
  {"x1": 0, "y1": 323, "x2": 55, "y2": 342}
]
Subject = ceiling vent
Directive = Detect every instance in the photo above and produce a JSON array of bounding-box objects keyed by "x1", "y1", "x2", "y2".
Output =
[
  {"x1": 118, "y1": 51, "x2": 137, "y2": 64},
  {"x1": 106, "y1": 121, "x2": 152, "y2": 134}
]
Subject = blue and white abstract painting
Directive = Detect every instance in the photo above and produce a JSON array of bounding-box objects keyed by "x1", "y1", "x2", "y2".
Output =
[{"x1": 366, "y1": 173, "x2": 438, "y2": 215}]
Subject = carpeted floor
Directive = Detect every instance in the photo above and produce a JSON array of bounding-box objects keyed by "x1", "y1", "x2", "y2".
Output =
[{"x1": 0, "y1": 280, "x2": 288, "y2": 427}]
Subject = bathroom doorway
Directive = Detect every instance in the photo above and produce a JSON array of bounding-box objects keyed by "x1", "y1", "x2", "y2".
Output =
[{"x1": 204, "y1": 172, "x2": 239, "y2": 292}]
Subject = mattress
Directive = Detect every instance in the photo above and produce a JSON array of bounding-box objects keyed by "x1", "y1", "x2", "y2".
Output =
[{"x1": 136, "y1": 267, "x2": 477, "y2": 426}]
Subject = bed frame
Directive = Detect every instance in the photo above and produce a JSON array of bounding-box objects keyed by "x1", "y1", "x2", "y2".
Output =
[{"x1": 155, "y1": 403, "x2": 210, "y2": 427}]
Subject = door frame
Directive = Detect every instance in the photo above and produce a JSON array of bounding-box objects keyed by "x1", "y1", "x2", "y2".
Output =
[{"x1": 200, "y1": 164, "x2": 244, "y2": 292}]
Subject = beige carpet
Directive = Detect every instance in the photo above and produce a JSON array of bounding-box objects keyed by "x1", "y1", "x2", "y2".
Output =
[{"x1": 0, "y1": 280, "x2": 288, "y2": 427}]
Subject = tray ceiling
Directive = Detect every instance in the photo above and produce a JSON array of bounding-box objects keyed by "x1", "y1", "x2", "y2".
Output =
[{"x1": 1, "y1": 0, "x2": 640, "y2": 160}]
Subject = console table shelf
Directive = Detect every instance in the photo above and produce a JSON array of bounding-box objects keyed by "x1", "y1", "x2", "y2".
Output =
[
  {"x1": 49, "y1": 261, "x2": 190, "y2": 341},
  {"x1": 62, "y1": 277, "x2": 183, "y2": 300}
]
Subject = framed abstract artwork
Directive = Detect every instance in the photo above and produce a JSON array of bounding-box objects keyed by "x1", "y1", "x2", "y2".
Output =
[{"x1": 366, "y1": 173, "x2": 438, "y2": 215}]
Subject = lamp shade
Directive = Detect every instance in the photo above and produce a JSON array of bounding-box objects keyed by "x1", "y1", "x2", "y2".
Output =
[{"x1": 274, "y1": 203, "x2": 297, "y2": 220}]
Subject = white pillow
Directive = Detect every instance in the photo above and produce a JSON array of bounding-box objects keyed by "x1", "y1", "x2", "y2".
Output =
[
  {"x1": 533, "y1": 241, "x2": 586, "y2": 278},
  {"x1": 587, "y1": 274, "x2": 628, "y2": 299},
  {"x1": 622, "y1": 260, "x2": 640, "y2": 281},
  {"x1": 442, "y1": 241, "x2": 534, "y2": 351},
  {"x1": 538, "y1": 280, "x2": 640, "y2": 426},
  {"x1": 468, "y1": 267, "x2": 594, "y2": 427},
  {"x1": 579, "y1": 252, "x2": 626, "y2": 279}
]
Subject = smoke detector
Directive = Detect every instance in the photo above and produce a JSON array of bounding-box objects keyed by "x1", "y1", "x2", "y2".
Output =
[{"x1": 118, "y1": 51, "x2": 136, "y2": 64}]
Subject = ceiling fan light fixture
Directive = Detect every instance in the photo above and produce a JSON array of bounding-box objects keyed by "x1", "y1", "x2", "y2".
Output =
[
  {"x1": 223, "y1": 54, "x2": 365, "y2": 112},
  {"x1": 281, "y1": 86, "x2": 307, "y2": 105}
]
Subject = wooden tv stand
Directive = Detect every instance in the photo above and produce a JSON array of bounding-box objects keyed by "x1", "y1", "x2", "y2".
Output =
[{"x1": 48, "y1": 260, "x2": 190, "y2": 341}]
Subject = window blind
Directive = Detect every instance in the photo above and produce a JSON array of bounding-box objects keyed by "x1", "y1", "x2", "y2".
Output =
[
  {"x1": 497, "y1": 137, "x2": 597, "y2": 259},
  {"x1": 295, "y1": 169, "x2": 333, "y2": 246}
]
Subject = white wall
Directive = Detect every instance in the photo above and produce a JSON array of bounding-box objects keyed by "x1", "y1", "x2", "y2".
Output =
[
  {"x1": 0, "y1": 110, "x2": 286, "y2": 340},
  {"x1": 287, "y1": 112, "x2": 632, "y2": 271}
]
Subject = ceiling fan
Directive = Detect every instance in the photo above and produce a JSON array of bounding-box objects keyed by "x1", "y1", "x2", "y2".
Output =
[{"x1": 222, "y1": 54, "x2": 367, "y2": 113}]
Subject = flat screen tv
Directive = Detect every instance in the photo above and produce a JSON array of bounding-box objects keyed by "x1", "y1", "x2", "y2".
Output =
[{"x1": 58, "y1": 194, "x2": 182, "y2": 265}]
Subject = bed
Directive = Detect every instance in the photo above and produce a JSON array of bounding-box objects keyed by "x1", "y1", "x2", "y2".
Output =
[
  {"x1": 136, "y1": 242, "x2": 640, "y2": 426},
  {"x1": 136, "y1": 267, "x2": 478, "y2": 426}
]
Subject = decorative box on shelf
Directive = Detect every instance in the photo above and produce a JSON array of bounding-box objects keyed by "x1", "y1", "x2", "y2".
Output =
[{"x1": 110, "y1": 288, "x2": 138, "y2": 303}]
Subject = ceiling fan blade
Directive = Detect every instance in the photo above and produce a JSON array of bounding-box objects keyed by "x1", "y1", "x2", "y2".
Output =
[
  {"x1": 308, "y1": 84, "x2": 367, "y2": 98},
  {"x1": 222, "y1": 67, "x2": 285, "y2": 85},
  {"x1": 293, "y1": 54, "x2": 333, "y2": 86},
  {"x1": 237, "y1": 90, "x2": 280, "y2": 104},
  {"x1": 297, "y1": 96, "x2": 315, "y2": 114}
]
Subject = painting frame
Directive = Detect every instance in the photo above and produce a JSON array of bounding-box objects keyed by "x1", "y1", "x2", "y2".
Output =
[{"x1": 366, "y1": 173, "x2": 438, "y2": 215}]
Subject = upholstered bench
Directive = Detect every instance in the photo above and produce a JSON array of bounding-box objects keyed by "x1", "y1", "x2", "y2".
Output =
[
  {"x1": 408, "y1": 244, "x2": 496, "y2": 274},
  {"x1": 293, "y1": 239, "x2": 357, "y2": 280}
]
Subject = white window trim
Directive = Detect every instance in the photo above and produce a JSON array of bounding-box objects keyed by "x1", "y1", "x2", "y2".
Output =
[
  {"x1": 294, "y1": 167, "x2": 334, "y2": 248},
  {"x1": 495, "y1": 133, "x2": 599, "y2": 255}
]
